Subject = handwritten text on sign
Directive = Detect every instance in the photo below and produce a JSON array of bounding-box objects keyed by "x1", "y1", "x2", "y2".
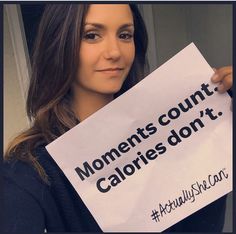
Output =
[{"x1": 46, "y1": 43, "x2": 232, "y2": 232}]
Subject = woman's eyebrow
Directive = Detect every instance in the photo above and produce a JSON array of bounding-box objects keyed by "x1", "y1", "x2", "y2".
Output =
[
  {"x1": 84, "y1": 23, "x2": 104, "y2": 29},
  {"x1": 119, "y1": 23, "x2": 134, "y2": 30},
  {"x1": 84, "y1": 23, "x2": 134, "y2": 30}
]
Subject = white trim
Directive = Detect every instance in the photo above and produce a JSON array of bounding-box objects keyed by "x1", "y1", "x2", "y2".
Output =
[{"x1": 5, "y1": 4, "x2": 31, "y2": 104}]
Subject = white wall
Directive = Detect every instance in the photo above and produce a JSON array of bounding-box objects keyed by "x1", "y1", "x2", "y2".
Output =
[
  {"x1": 152, "y1": 4, "x2": 232, "y2": 68},
  {"x1": 3, "y1": 7, "x2": 29, "y2": 151}
]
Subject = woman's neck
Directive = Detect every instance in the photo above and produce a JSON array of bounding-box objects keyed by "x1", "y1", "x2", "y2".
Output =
[{"x1": 71, "y1": 87, "x2": 113, "y2": 122}]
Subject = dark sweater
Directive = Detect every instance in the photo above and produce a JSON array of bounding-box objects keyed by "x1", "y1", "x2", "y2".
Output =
[{"x1": 2, "y1": 146, "x2": 227, "y2": 233}]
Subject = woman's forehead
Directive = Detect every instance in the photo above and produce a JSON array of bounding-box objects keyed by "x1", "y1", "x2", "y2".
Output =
[{"x1": 84, "y1": 4, "x2": 133, "y2": 24}]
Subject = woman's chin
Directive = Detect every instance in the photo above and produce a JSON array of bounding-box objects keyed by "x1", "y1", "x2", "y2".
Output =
[{"x1": 97, "y1": 83, "x2": 124, "y2": 95}]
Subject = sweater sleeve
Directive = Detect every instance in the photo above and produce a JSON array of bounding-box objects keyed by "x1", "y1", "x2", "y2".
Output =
[
  {"x1": 3, "y1": 176, "x2": 45, "y2": 234},
  {"x1": 2, "y1": 159, "x2": 66, "y2": 233}
]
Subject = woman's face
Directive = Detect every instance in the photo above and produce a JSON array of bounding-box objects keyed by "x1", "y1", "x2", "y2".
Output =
[{"x1": 75, "y1": 4, "x2": 135, "y2": 96}]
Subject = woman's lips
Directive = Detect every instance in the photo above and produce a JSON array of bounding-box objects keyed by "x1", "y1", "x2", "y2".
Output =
[{"x1": 96, "y1": 68, "x2": 124, "y2": 76}]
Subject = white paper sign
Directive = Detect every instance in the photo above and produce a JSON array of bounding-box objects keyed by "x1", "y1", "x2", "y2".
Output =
[{"x1": 46, "y1": 43, "x2": 232, "y2": 232}]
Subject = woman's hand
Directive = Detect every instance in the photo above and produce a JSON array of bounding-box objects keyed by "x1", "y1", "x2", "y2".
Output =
[{"x1": 211, "y1": 66, "x2": 233, "y2": 93}]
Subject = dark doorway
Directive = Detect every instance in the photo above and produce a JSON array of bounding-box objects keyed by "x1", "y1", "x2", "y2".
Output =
[{"x1": 20, "y1": 4, "x2": 45, "y2": 57}]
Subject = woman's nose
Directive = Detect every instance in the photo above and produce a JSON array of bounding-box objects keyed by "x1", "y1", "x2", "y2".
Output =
[{"x1": 103, "y1": 37, "x2": 121, "y2": 61}]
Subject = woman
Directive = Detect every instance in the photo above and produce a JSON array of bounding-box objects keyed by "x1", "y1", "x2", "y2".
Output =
[{"x1": 3, "y1": 4, "x2": 232, "y2": 233}]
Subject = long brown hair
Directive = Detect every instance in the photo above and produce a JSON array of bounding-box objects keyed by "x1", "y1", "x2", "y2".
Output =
[{"x1": 4, "y1": 4, "x2": 148, "y2": 182}]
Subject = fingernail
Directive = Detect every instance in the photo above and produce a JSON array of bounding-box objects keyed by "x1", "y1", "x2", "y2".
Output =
[{"x1": 211, "y1": 74, "x2": 219, "y2": 82}]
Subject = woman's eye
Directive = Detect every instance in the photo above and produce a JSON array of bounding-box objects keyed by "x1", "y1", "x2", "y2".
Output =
[
  {"x1": 119, "y1": 33, "x2": 133, "y2": 40},
  {"x1": 83, "y1": 32, "x2": 100, "y2": 41}
]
